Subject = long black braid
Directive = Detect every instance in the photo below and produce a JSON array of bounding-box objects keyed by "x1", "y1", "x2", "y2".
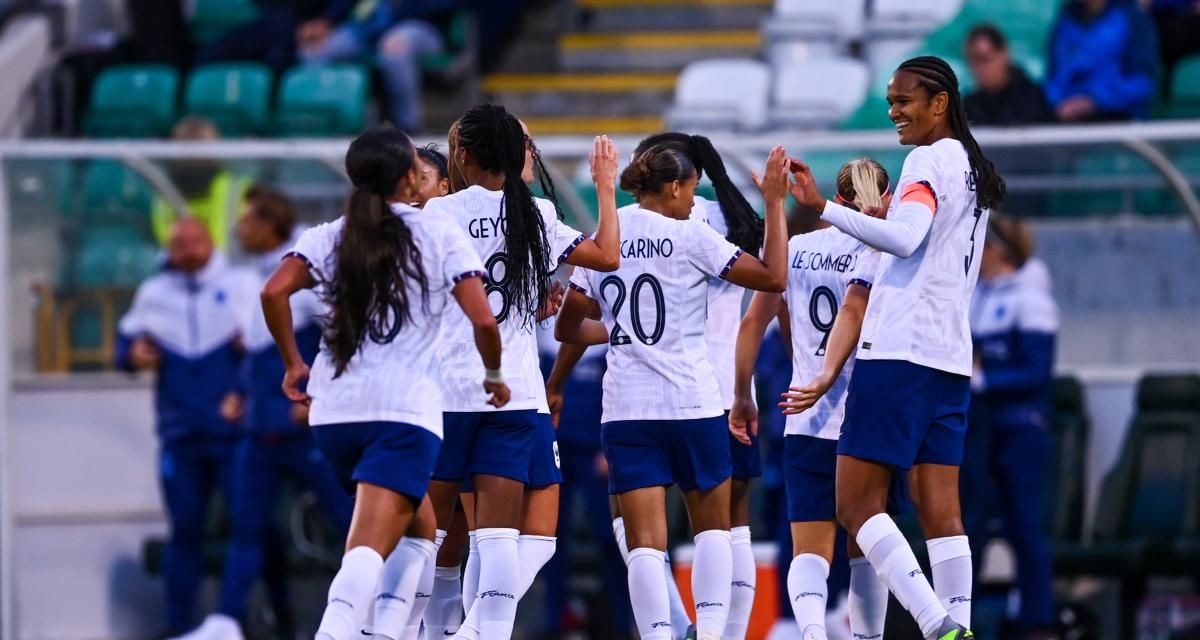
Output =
[
  {"x1": 896, "y1": 56, "x2": 1006, "y2": 210},
  {"x1": 456, "y1": 104, "x2": 552, "y2": 326},
  {"x1": 529, "y1": 137, "x2": 564, "y2": 221},
  {"x1": 634, "y1": 132, "x2": 763, "y2": 254}
]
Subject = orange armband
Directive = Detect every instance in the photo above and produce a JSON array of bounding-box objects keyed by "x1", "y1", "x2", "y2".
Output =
[{"x1": 900, "y1": 182, "x2": 937, "y2": 214}]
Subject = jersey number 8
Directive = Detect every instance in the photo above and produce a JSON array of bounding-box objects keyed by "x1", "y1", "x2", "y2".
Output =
[{"x1": 599, "y1": 274, "x2": 665, "y2": 346}]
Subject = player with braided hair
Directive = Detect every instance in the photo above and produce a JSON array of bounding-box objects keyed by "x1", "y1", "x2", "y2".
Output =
[{"x1": 788, "y1": 55, "x2": 1005, "y2": 640}]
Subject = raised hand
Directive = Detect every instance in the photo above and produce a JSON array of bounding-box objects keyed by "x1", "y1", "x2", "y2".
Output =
[
  {"x1": 589, "y1": 135, "x2": 619, "y2": 188},
  {"x1": 787, "y1": 159, "x2": 827, "y2": 211},
  {"x1": 752, "y1": 145, "x2": 790, "y2": 204}
]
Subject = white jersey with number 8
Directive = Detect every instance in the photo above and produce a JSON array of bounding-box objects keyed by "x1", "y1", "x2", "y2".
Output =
[
  {"x1": 424, "y1": 185, "x2": 586, "y2": 412},
  {"x1": 569, "y1": 207, "x2": 742, "y2": 423},
  {"x1": 784, "y1": 228, "x2": 879, "y2": 440},
  {"x1": 856, "y1": 139, "x2": 988, "y2": 377}
]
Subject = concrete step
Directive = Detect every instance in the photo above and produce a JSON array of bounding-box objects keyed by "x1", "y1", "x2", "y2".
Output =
[
  {"x1": 575, "y1": 0, "x2": 772, "y2": 31},
  {"x1": 520, "y1": 115, "x2": 665, "y2": 136},
  {"x1": 483, "y1": 72, "x2": 677, "y2": 118},
  {"x1": 559, "y1": 30, "x2": 763, "y2": 71}
]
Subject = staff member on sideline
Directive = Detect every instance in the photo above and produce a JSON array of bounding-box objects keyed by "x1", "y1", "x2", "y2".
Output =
[
  {"x1": 963, "y1": 215, "x2": 1059, "y2": 640},
  {"x1": 117, "y1": 218, "x2": 254, "y2": 637}
]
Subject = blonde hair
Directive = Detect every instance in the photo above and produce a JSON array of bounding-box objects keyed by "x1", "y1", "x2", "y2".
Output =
[{"x1": 836, "y1": 158, "x2": 889, "y2": 211}]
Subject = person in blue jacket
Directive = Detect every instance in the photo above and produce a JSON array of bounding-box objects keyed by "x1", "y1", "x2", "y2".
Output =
[
  {"x1": 962, "y1": 214, "x2": 1060, "y2": 639},
  {"x1": 117, "y1": 218, "x2": 255, "y2": 637},
  {"x1": 172, "y1": 186, "x2": 356, "y2": 640},
  {"x1": 1045, "y1": 0, "x2": 1159, "y2": 122}
]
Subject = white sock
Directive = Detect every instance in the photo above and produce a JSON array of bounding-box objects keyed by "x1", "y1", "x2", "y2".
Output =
[
  {"x1": 848, "y1": 557, "x2": 888, "y2": 640},
  {"x1": 425, "y1": 566, "x2": 463, "y2": 637},
  {"x1": 455, "y1": 535, "x2": 557, "y2": 639},
  {"x1": 371, "y1": 537, "x2": 436, "y2": 640},
  {"x1": 663, "y1": 549, "x2": 693, "y2": 634},
  {"x1": 692, "y1": 529, "x2": 733, "y2": 638},
  {"x1": 627, "y1": 547, "x2": 673, "y2": 639},
  {"x1": 787, "y1": 553, "x2": 829, "y2": 639},
  {"x1": 856, "y1": 514, "x2": 947, "y2": 638},
  {"x1": 927, "y1": 536, "x2": 972, "y2": 628},
  {"x1": 725, "y1": 526, "x2": 756, "y2": 640},
  {"x1": 472, "y1": 527, "x2": 521, "y2": 640},
  {"x1": 612, "y1": 517, "x2": 630, "y2": 561},
  {"x1": 462, "y1": 532, "x2": 479, "y2": 616},
  {"x1": 401, "y1": 538, "x2": 439, "y2": 640},
  {"x1": 316, "y1": 546, "x2": 384, "y2": 640}
]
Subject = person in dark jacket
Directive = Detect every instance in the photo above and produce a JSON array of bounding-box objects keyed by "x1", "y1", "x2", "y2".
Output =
[
  {"x1": 1045, "y1": 0, "x2": 1159, "y2": 122},
  {"x1": 963, "y1": 24, "x2": 1055, "y2": 126},
  {"x1": 117, "y1": 218, "x2": 255, "y2": 637},
  {"x1": 195, "y1": 0, "x2": 358, "y2": 74},
  {"x1": 962, "y1": 215, "x2": 1060, "y2": 640}
]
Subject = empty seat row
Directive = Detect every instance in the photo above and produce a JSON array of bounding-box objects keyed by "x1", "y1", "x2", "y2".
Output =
[
  {"x1": 83, "y1": 63, "x2": 369, "y2": 139},
  {"x1": 666, "y1": 57, "x2": 870, "y2": 132},
  {"x1": 765, "y1": 0, "x2": 964, "y2": 66}
]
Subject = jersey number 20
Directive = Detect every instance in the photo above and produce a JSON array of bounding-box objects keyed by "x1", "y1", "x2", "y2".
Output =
[{"x1": 599, "y1": 274, "x2": 665, "y2": 346}]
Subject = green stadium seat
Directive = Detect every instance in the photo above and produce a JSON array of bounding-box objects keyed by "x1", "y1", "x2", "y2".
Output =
[
  {"x1": 276, "y1": 65, "x2": 369, "y2": 137},
  {"x1": 421, "y1": 10, "x2": 477, "y2": 77},
  {"x1": 1164, "y1": 55, "x2": 1200, "y2": 119},
  {"x1": 191, "y1": 0, "x2": 260, "y2": 44},
  {"x1": 83, "y1": 65, "x2": 179, "y2": 138},
  {"x1": 72, "y1": 227, "x2": 160, "y2": 289},
  {"x1": 183, "y1": 63, "x2": 274, "y2": 136},
  {"x1": 77, "y1": 161, "x2": 154, "y2": 225}
]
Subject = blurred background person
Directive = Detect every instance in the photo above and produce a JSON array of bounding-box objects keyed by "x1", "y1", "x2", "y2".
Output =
[
  {"x1": 116, "y1": 218, "x2": 254, "y2": 638},
  {"x1": 964, "y1": 24, "x2": 1054, "y2": 126},
  {"x1": 174, "y1": 186, "x2": 354, "y2": 640},
  {"x1": 962, "y1": 215, "x2": 1060, "y2": 640},
  {"x1": 1045, "y1": 0, "x2": 1159, "y2": 122},
  {"x1": 298, "y1": 0, "x2": 466, "y2": 133},
  {"x1": 196, "y1": 0, "x2": 358, "y2": 75},
  {"x1": 151, "y1": 117, "x2": 249, "y2": 250},
  {"x1": 1144, "y1": 0, "x2": 1200, "y2": 93}
]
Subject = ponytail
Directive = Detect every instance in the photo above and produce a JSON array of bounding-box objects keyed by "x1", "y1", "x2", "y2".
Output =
[
  {"x1": 457, "y1": 104, "x2": 551, "y2": 325},
  {"x1": 325, "y1": 127, "x2": 428, "y2": 377},
  {"x1": 896, "y1": 56, "x2": 1006, "y2": 210},
  {"x1": 836, "y1": 158, "x2": 890, "y2": 211}
]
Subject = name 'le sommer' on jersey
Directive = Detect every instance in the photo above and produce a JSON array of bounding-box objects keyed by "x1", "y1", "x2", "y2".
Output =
[{"x1": 791, "y1": 249, "x2": 859, "y2": 274}]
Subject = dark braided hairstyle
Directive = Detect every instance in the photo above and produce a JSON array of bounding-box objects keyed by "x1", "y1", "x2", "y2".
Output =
[
  {"x1": 633, "y1": 132, "x2": 763, "y2": 254},
  {"x1": 456, "y1": 104, "x2": 552, "y2": 326},
  {"x1": 326, "y1": 126, "x2": 428, "y2": 377},
  {"x1": 896, "y1": 56, "x2": 1006, "y2": 210},
  {"x1": 528, "y1": 136, "x2": 564, "y2": 221}
]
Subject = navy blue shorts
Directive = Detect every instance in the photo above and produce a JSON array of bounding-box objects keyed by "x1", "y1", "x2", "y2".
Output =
[
  {"x1": 784, "y1": 434, "x2": 911, "y2": 522},
  {"x1": 838, "y1": 359, "x2": 971, "y2": 470},
  {"x1": 528, "y1": 413, "x2": 563, "y2": 488},
  {"x1": 728, "y1": 412, "x2": 762, "y2": 480},
  {"x1": 311, "y1": 421, "x2": 441, "y2": 503},
  {"x1": 602, "y1": 415, "x2": 732, "y2": 494},
  {"x1": 433, "y1": 410, "x2": 539, "y2": 484}
]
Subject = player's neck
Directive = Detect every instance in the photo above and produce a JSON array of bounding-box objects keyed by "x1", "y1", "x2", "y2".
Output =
[
  {"x1": 465, "y1": 169, "x2": 506, "y2": 191},
  {"x1": 637, "y1": 197, "x2": 686, "y2": 220}
]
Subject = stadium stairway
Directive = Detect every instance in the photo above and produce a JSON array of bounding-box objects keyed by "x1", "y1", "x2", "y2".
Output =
[{"x1": 483, "y1": 0, "x2": 772, "y2": 135}]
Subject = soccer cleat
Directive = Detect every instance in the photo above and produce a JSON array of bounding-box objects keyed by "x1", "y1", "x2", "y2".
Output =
[
  {"x1": 932, "y1": 617, "x2": 974, "y2": 640},
  {"x1": 682, "y1": 623, "x2": 697, "y2": 640}
]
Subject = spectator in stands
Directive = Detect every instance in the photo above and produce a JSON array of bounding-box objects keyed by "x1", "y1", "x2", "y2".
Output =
[
  {"x1": 963, "y1": 24, "x2": 1055, "y2": 126},
  {"x1": 152, "y1": 117, "x2": 248, "y2": 250},
  {"x1": 1045, "y1": 0, "x2": 1159, "y2": 122},
  {"x1": 962, "y1": 215, "x2": 1060, "y2": 640},
  {"x1": 173, "y1": 186, "x2": 354, "y2": 640},
  {"x1": 195, "y1": 0, "x2": 357, "y2": 74},
  {"x1": 297, "y1": 0, "x2": 465, "y2": 133},
  {"x1": 1144, "y1": 0, "x2": 1200, "y2": 93},
  {"x1": 116, "y1": 218, "x2": 254, "y2": 638}
]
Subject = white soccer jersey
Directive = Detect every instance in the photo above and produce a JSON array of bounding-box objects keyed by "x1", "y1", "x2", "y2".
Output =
[
  {"x1": 692, "y1": 196, "x2": 746, "y2": 410},
  {"x1": 857, "y1": 139, "x2": 988, "y2": 377},
  {"x1": 288, "y1": 202, "x2": 485, "y2": 435},
  {"x1": 425, "y1": 185, "x2": 586, "y2": 412},
  {"x1": 569, "y1": 206, "x2": 742, "y2": 423},
  {"x1": 241, "y1": 231, "x2": 325, "y2": 353},
  {"x1": 783, "y1": 228, "x2": 880, "y2": 439}
]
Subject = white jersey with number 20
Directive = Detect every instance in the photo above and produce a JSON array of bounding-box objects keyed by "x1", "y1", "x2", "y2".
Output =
[
  {"x1": 569, "y1": 207, "x2": 742, "y2": 424},
  {"x1": 784, "y1": 228, "x2": 879, "y2": 440},
  {"x1": 857, "y1": 139, "x2": 988, "y2": 377}
]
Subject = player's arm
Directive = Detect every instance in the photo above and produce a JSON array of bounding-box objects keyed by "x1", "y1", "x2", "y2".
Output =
[
  {"x1": 546, "y1": 342, "x2": 587, "y2": 427},
  {"x1": 723, "y1": 146, "x2": 790, "y2": 292},
  {"x1": 452, "y1": 276, "x2": 510, "y2": 408},
  {"x1": 261, "y1": 256, "x2": 317, "y2": 404},
  {"x1": 780, "y1": 282, "x2": 870, "y2": 414},
  {"x1": 554, "y1": 288, "x2": 609, "y2": 346},
  {"x1": 562, "y1": 136, "x2": 621, "y2": 272},
  {"x1": 730, "y1": 290, "x2": 784, "y2": 444}
]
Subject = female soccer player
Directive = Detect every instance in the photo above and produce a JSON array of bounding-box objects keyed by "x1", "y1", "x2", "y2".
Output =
[
  {"x1": 554, "y1": 144, "x2": 791, "y2": 640},
  {"x1": 260, "y1": 126, "x2": 508, "y2": 640},
  {"x1": 422, "y1": 104, "x2": 621, "y2": 640},
  {"x1": 414, "y1": 144, "x2": 451, "y2": 206},
  {"x1": 787, "y1": 55, "x2": 1006, "y2": 640},
  {"x1": 730, "y1": 159, "x2": 895, "y2": 640}
]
